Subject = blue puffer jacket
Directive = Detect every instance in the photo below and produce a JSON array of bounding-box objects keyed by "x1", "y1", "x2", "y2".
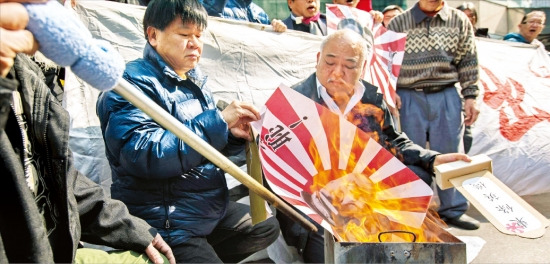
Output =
[
  {"x1": 201, "y1": 0, "x2": 270, "y2": 24},
  {"x1": 503, "y1": 33, "x2": 529, "y2": 44},
  {"x1": 96, "y1": 43, "x2": 240, "y2": 246}
]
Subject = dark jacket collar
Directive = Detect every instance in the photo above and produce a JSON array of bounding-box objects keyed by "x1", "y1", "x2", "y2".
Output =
[{"x1": 282, "y1": 13, "x2": 327, "y2": 36}]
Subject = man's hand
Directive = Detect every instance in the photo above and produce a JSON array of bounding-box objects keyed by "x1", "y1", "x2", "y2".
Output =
[
  {"x1": 145, "y1": 234, "x2": 175, "y2": 264},
  {"x1": 370, "y1": 10, "x2": 383, "y2": 24},
  {"x1": 464, "y1": 98, "x2": 480, "y2": 126},
  {"x1": 221, "y1": 101, "x2": 260, "y2": 141},
  {"x1": 271, "y1": 19, "x2": 287, "y2": 33},
  {"x1": 433, "y1": 153, "x2": 471, "y2": 168},
  {"x1": 230, "y1": 122, "x2": 251, "y2": 141},
  {"x1": 389, "y1": 93, "x2": 401, "y2": 118},
  {"x1": 61, "y1": 0, "x2": 77, "y2": 8},
  {"x1": 0, "y1": 2, "x2": 40, "y2": 77}
]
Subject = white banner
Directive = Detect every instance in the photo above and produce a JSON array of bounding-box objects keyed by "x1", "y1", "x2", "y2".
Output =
[
  {"x1": 470, "y1": 38, "x2": 550, "y2": 196},
  {"x1": 68, "y1": 1, "x2": 550, "y2": 197}
]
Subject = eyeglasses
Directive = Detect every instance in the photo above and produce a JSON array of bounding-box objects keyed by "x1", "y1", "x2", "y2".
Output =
[{"x1": 522, "y1": 20, "x2": 544, "y2": 26}]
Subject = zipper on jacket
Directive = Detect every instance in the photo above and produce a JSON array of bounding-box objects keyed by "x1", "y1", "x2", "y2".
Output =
[
  {"x1": 163, "y1": 183, "x2": 170, "y2": 229},
  {"x1": 10, "y1": 99, "x2": 31, "y2": 183},
  {"x1": 41, "y1": 98, "x2": 54, "y2": 181}
]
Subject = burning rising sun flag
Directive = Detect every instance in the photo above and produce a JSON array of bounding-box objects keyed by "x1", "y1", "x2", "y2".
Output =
[{"x1": 253, "y1": 85, "x2": 434, "y2": 242}]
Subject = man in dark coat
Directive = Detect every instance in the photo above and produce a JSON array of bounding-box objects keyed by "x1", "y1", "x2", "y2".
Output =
[
  {"x1": 278, "y1": 28, "x2": 472, "y2": 263},
  {"x1": 282, "y1": 0, "x2": 327, "y2": 36},
  {"x1": 0, "y1": 2, "x2": 174, "y2": 263}
]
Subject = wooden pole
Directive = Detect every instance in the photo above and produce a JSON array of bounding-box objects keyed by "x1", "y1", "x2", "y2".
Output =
[
  {"x1": 246, "y1": 132, "x2": 267, "y2": 225},
  {"x1": 114, "y1": 79, "x2": 317, "y2": 232}
]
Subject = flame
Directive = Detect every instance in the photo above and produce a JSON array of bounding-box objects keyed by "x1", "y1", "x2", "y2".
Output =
[
  {"x1": 305, "y1": 101, "x2": 447, "y2": 243},
  {"x1": 308, "y1": 171, "x2": 447, "y2": 242},
  {"x1": 348, "y1": 102, "x2": 402, "y2": 159}
]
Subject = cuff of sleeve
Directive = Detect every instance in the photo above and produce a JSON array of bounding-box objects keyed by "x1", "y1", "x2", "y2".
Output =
[
  {"x1": 228, "y1": 132, "x2": 246, "y2": 145},
  {"x1": 148, "y1": 227, "x2": 158, "y2": 238},
  {"x1": 461, "y1": 85, "x2": 479, "y2": 99},
  {"x1": 428, "y1": 154, "x2": 441, "y2": 176},
  {"x1": 135, "y1": 227, "x2": 157, "y2": 252}
]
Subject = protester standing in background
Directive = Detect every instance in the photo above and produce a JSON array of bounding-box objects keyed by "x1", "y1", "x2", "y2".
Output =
[
  {"x1": 387, "y1": 0, "x2": 481, "y2": 230},
  {"x1": 457, "y1": 2, "x2": 489, "y2": 38},
  {"x1": 283, "y1": 0, "x2": 327, "y2": 35},
  {"x1": 381, "y1": 4, "x2": 403, "y2": 27},
  {"x1": 456, "y1": 1, "x2": 489, "y2": 154},
  {"x1": 504, "y1": 10, "x2": 546, "y2": 45},
  {"x1": 201, "y1": 0, "x2": 287, "y2": 32}
]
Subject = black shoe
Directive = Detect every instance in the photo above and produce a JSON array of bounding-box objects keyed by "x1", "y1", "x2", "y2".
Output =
[{"x1": 443, "y1": 214, "x2": 480, "y2": 230}]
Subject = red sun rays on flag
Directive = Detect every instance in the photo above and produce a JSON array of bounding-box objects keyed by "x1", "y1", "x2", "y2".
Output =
[
  {"x1": 254, "y1": 85, "x2": 441, "y2": 242},
  {"x1": 326, "y1": 4, "x2": 406, "y2": 108}
]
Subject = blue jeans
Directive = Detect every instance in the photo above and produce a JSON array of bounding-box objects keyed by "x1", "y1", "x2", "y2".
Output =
[
  {"x1": 172, "y1": 201, "x2": 280, "y2": 263},
  {"x1": 397, "y1": 87, "x2": 469, "y2": 219}
]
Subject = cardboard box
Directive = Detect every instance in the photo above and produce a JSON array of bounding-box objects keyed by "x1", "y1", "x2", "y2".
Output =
[
  {"x1": 435, "y1": 154, "x2": 493, "y2": 190},
  {"x1": 435, "y1": 154, "x2": 549, "y2": 238}
]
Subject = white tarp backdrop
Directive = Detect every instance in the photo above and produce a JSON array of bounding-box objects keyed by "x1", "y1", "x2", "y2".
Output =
[
  {"x1": 468, "y1": 39, "x2": 550, "y2": 196},
  {"x1": 68, "y1": 1, "x2": 550, "y2": 199}
]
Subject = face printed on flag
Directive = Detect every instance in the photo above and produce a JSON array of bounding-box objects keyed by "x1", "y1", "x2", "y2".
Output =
[
  {"x1": 253, "y1": 85, "x2": 433, "y2": 242},
  {"x1": 326, "y1": 4, "x2": 406, "y2": 108}
]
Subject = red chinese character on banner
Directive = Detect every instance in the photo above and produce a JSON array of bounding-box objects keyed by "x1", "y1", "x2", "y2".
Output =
[{"x1": 480, "y1": 66, "x2": 550, "y2": 141}]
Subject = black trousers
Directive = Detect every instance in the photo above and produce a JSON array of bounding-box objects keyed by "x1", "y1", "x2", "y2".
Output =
[{"x1": 172, "y1": 201, "x2": 280, "y2": 263}]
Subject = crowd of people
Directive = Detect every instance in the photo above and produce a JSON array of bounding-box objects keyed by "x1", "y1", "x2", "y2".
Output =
[{"x1": 0, "y1": 0, "x2": 547, "y2": 263}]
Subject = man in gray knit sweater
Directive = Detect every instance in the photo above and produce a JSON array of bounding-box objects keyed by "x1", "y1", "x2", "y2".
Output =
[{"x1": 387, "y1": 0, "x2": 481, "y2": 230}]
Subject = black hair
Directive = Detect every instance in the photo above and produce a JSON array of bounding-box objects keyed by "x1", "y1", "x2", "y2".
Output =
[
  {"x1": 382, "y1": 4, "x2": 403, "y2": 15},
  {"x1": 521, "y1": 15, "x2": 527, "y2": 24},
  {"x1": 143, "y1": 0, "x2": 208, "y2": 40}
]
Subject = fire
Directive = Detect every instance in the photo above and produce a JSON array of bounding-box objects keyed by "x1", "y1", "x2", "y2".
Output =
[
  {"x1": 348, "y1": 102, "x2": 384, "y2": 143},
  {"x1": 308, "y1": 170, "x2": 447, "y2": 243},
  {"x1": 348, "y1": 101, "x2": 402, "y2": 158},
  {"x1": 305, "y1": 101, "x2": 448, "y2": 243}
]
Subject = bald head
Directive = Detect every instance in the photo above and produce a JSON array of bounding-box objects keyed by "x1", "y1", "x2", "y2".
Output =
[
  {"x1": 320, "y1": 29, "x2": 369, "y2": 64},
  {"x1": 316, "y1": 29, "x2": 370, "y2": 109}
]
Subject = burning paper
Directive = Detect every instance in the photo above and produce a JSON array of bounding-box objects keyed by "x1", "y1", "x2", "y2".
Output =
[{"x1": 253, "y1": 85, "x2": 435, "y2": 242}]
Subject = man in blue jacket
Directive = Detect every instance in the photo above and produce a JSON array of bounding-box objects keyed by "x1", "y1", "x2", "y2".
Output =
[
  {"x1": 96, "y1": 0, "x2": 279, "y2": 262},
  {"x1": 201, "y1": 0, "x2": 287, "y2": 32}
]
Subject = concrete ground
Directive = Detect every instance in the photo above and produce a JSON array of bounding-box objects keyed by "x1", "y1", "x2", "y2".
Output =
[{"x1": 447, "y1": 192, "x2": 550, "y2": 263}]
